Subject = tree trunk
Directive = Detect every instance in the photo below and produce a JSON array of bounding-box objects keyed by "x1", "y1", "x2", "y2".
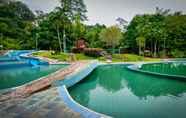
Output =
[
  {"x1": 154, "y1": 40, "x2": 157, "y2": 57},
  {"x1": 57, "y1": 26, "x2": 62, "y2": 53},
  {"x1": 163, "y1": 38, "x2": 166, "y2": 58},
  {"x1": 63, "y1": 30, "x2": 67, "y2": 53},
  {"x1": 150, "y1": 39, "x2": 153, "y2": 57},
  {"x1": 139, "y1": 45, "x2": 141, "y2": 56},
  {"x1": 143, "y1": 42, "x2": 146, "y2": 57},
  {"x1": 0, "y1": 33, "x2": 3, "y2": 50},
  {"x1": 157, "y1": 41, "x2": 160, "y2": 56},
  {"x1": 35, "y1": 33, "x2": 38, "y2": 50}
]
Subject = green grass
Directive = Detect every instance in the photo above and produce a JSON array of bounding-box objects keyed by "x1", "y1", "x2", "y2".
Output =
[
  {"x1": 33, "y1": 51, "x2": 97, "y2": 61},
  {"x1": 75, "y1": 54, "x2": 97, "y2": 60},
  {"x1": 111, "y1": 54, "x2": 161, "y2": 62},
  {"x1": 33, "y1": 51, "x2": 161, "y2": 62},
  {"x1": 33, "y1": 51, "x2": 69, "y2": 61}
]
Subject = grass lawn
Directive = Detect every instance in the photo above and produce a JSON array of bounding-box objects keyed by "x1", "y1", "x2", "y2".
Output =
[{"x1": 33, "y1": 51, "x2": 161, "y2": 62}]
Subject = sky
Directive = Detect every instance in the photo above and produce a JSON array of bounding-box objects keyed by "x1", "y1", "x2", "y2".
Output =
[{"x1": 21, "y1": 0, "x2": 186, "y2": 26}]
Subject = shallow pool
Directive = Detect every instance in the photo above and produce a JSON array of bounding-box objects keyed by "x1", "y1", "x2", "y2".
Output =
[
  {"x1": 69, "y1": 64, "x2": 186, "y2": 118},
  {"x1": 0, "y1": 55, "x2": 68, "y2": 90},
  {"x1": 140, "y1": 62, "x2": 186, "y2": 77}
]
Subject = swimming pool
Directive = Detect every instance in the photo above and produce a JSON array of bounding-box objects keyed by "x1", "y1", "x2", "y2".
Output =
[
  {"x1": 140, "y1": 62, "x2": 186, "y2": 76},
  {"x1": 0, "y1": 51, "x2": 68, "y2": 90},
  {"x1": 68, "y1": 64, "x2": 186, "y2": 118},
  {"x1": 0, "y1": 64, "x2": 68, "y2": 90}
]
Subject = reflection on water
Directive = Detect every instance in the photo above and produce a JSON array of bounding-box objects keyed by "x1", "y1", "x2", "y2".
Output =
[
  {"x1": 141, "y1": 62, "x2": 186, "y2": 76},
  {"x1": 69, "y1": 64, "x2": 186, "y2": 118}
]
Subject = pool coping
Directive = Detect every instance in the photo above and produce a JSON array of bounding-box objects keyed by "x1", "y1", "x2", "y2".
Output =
[
  {"x1": 55, "y1": 62, "x2": 146, "y2": 118},
  {"x1": 54, "y1": 61, "x2": 111, "y2": 118},
  {"x1": 58, "y1": 85, "x2": 110, "y2": 118}
]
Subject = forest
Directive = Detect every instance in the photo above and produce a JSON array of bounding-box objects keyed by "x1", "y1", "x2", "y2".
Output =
[{"x1": 0, "y1": 0, "x2": 186, "y2": 58}]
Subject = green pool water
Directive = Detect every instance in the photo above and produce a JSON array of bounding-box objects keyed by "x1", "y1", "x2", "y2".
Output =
[
  {"x1": 140, "y1": 62, "x2": 186, "y2": 77},
  {"x1": 68, "y1": 64, "x2": 186, "y2": 118},
  {"x1": 0, "y1": 64, "x2": 68, "y2": 90}
]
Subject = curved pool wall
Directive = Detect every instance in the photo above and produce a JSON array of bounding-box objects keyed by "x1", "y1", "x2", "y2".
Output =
[
  {"x1": 127, "y1": 61, "x2": 186, "y2": 80},
  {"x1": 5, "y1": 50, "x2": 48, "y2": 66},
  {"x1": 54, "y1": 61, "x2": 100, "y2": 88},
  {"x1": 55, "y1": 61, "x2": 110, "y2": 118}
]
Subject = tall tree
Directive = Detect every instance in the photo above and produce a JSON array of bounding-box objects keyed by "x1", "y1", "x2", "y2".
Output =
[
  {"x1": 52, "y1": 0, "x2": 87, "y2": 52},
  {"x1": 72, "y1": 15, "x2": 86, "y2": 40},
  {"x1": 99, "y1": 26, "x2": 122, "y2": 53}
]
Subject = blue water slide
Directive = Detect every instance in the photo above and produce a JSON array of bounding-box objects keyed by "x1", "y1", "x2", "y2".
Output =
[{"x1": 6, "y1": 50, "x2": 49, "y2": 66}]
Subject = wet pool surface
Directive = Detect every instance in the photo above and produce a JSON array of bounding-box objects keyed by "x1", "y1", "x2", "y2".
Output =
[{"x1": 69, "y1": 64, "x2": 186, "y2": 118}]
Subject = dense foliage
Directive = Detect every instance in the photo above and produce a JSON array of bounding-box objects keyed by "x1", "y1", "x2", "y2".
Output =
[
  {"x1": 124, "y1": 8, "x2": 186, "y2": 57},
  {"x1": 99, "y1": 26, "x2": 122, "y2": 51},
  {"x1": 0, "y1": 0, "x2": 35, "y2": 49},
  {"x1": 0, "y1": 1, "x2": 185, "y2": 58}
]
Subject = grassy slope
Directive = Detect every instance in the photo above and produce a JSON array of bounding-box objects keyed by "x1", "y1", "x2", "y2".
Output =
[{"x1": 33, "y1": 51, "x2": 161, "y2": 62}]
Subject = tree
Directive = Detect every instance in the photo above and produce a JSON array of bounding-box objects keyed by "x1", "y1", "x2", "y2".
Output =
[
  {"x1": 32, "y1": 0, "x2": 87, "y2": 52},
  {"x1": 136, "y1": 36, "x2": 146, "y2": 56},
  {"x1": 72, "y1": 0, "x2": 87, "y2": 21},
  {"x1": 85, "y1": 24, "x2": 106, "y2": 48},
  {"x1": 99, "y1": 26, "x2": 122, "y2": 53},
  {"x1": 165, "y1": 15, "x2": 186, "y2": 56},
  {"x1": 52, "y1": 0, "x2": 87, "y2": 52},
  {"x1": 124, "y1": 8, "x2": 175, "y2": 57},
  {"x1": 72, "y1": 14, "x2": 86, "y2": 40},
  {"x1": 0, "y1": 0, "x2": 35, "y2": 50}
]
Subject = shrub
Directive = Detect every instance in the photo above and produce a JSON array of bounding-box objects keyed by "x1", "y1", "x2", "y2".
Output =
[
  {"x1": 171, "y1": 49, "x2": 185, "y2": 58},
  {"x1": 72, "y1": 47, "x2": 84, "y2": 53},
  {"x1": 158, "y1": 51, "x2": 168, "y2": 58},
  {"x1": 84, "y1": 48, "x2": 104, "y2": 57},
  {"x1": 144, "y1": 50, "x2": 151, "y2": 57}
]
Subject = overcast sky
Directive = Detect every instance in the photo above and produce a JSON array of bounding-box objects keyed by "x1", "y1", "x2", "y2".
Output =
[{"x1": 21, "y1": 0, "x2": 186, "y2": 26}]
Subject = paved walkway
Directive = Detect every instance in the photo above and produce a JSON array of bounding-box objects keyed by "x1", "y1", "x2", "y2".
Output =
[
  {"x1": 0, "y1": 87, "x2": 83, "y2": 118},
  {"x1": 0, "y1": 50, "x2": 8, "y2": 55}
]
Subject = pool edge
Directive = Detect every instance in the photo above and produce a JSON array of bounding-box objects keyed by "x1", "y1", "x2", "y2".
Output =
[{"x1": 55, "y1": 61, "x2": 112, "y2": 118}]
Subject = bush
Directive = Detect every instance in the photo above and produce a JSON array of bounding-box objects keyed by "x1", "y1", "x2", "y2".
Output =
[
  {"x1": 144, "y1": 50, "x2": 151, "y2": 57},
  {"x1": 171, "y1": 49, "x2": 185, "y2": 58},
  {"x1": 84, "y1": 48, "x2": 103, "y2": 57},
  {"x1": 72, "y1": 47, "x2": 84, "y2": 53}
]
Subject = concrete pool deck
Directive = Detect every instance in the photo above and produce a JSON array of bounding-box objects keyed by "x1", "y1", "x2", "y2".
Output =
[{"x1": 0, "y1": 87, "x2": 83, "y2": 118}]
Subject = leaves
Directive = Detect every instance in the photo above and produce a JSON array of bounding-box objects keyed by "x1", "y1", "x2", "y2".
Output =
[
  {"x1": 99, "y1": 26, "x2": 122, "y2": 48},
  {"x1": 124, "y1": 8, "x2": 186, "y2": 57}
]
